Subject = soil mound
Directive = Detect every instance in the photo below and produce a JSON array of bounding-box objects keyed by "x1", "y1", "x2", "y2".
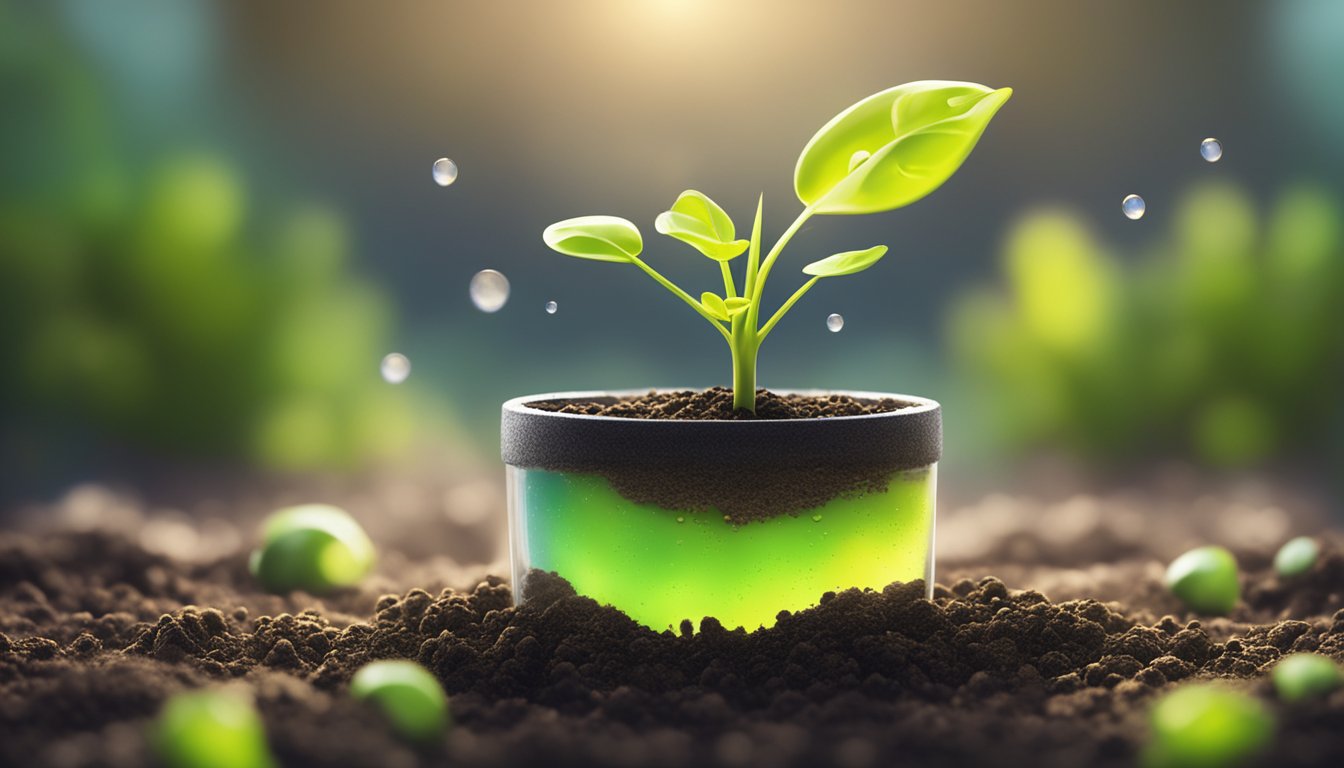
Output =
[
  {"x1": 526, "y1": 387, "x2": 910, "y2": 420},
  {"x1": 3, "y1": 529, "x2": 1344, "y2": 767}
]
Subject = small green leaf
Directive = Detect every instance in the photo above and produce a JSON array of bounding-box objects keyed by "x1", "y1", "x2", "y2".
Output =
[
  {"x1": 723, "y1": 297, "x2": 751, "y2": 316},
  {"x1": 802, "y1": 245, "x2": 889, "y2": 277},
  {"x1": 700, "y1": 291, "x2": 730, "y2": 321},
  {"x1": 543, "y1": 216, "x2": 642, "y2": 262},
  {"x1": 794, "y1": 81, "x2": 1012, "y2": 215},
  {"x1": 655, "y1": 190, "x2": 749, "y2": 261}
]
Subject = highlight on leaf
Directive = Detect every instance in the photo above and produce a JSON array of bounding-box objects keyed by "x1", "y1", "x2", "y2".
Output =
[
  {"x1": 803, "y1": 245, "x2": 889, "y2": 277},
  {"x1": 542, "y1": 216, "x2": 643, "y2": 262},
  {"x1": 655, "y1": 190, "x2": 749, "y2": 261}
]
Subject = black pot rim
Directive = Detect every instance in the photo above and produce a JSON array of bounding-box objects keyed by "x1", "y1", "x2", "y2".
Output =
[{"x1": 501, "y1": 388, "x2": 941, "y2": 472}]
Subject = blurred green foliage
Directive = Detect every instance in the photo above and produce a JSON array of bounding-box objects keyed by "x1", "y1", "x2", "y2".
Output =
[
  {"x1": 950, "y1": 181, "x2": 1344, "y2": 468},
  {"x1": 0, "y1": 3, "x2": 415, "y2": 470}
]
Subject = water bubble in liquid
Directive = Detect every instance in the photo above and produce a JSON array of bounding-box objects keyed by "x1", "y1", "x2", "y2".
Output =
[
  {"x1": 826, "y1": 313, "x2": 844, "y2": 332},
  {"x1": 380, "y1": 353, "x2": 411, "y2": 384},
  {"x1": 1200, "y1": 137, "x2": 1223, "y2": 163},
  {"x1": 469, "y1": 269, "x2": 510, "y2": 313},
  {"x1": 431, "y1": 158, "x2": 458, "y2": 187},
  {"x1": 545, "y1": 300, "x2": 558, "y2": 315},
  {"x1": 1122, "y1": 194, "x2": 1146, "y2": 220}
]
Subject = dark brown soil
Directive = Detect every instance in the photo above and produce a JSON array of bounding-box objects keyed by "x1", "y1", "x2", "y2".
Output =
[
  {"x1": 527, "y1": 387, "x2": 911, "y2": 420},
  {"x1": 3, "y1": 512, "x2": 1344, "y2": 768},
  {"x1": 527, "y1": 387, "x2": 917, "y2": 523},
  {"x1": 599, "y1": 464, "x2": 907, "y2": 526}
]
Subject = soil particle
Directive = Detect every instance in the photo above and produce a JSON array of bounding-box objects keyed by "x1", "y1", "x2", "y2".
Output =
[{"x1": 526, "y1": 387, "x2": 911, "y2": 421}]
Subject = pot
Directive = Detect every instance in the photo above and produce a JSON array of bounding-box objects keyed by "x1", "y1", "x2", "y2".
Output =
[{"x1": 501, "y1": 389, "x2": 941, "y2": 631}]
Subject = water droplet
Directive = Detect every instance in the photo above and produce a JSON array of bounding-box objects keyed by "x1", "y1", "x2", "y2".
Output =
[
  {"x1": 1200, "y1": 137, "x2": 1223, "y2": 163},
  {"x1": 380, "y1": 353, "x2": 411, "y2": 384},
  {"x1": 811, "y1": 514, "x2": 823, "y2": 522},
  {"x1": 1122, "y1": 194, "x2": 1146, "y2": 220},
  {"x1": 431, "y1": 158, "x2": 458, "y2": 187},
  {"x1": 826, "y1": 313, "x2": 844, "y2": 332},
  {"x1": 469, "y1": 269, "x2": 510, "y2": 313},
  {"x1": 545, "y1": 300, "x2": 558, "y2": 315}
]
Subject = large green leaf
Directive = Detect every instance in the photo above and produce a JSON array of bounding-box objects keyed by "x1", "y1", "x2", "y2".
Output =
[
  {"x1": 542, "y1": 216, "x2": 643, "y2": 262},
  {"x1": 802, "y1": 245, "x2": 889, "y2": 277},
  {"x1": 654, "y1": 190, "x2": 749, "y2": 261},
  {"x1": 794, "y1": 81, "x2": 1012, "y2": 215}
]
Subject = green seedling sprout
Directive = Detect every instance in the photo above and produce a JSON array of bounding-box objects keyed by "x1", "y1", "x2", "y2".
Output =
[
  {"x1": 1143, "y1": 683, "x2": 1273, "y2": 768},
  {"x1": 1273, "y1": 536, "x2": 1319, "y2": 579},
  {"x1": 1164, "y1": 545, "x2": 1240, "y2": 615},
  {"x1": 152, "y1": 688, "x2": 277, "y2": 768},
  {"x1": 249, "y1": 504, "x2": 375, "y2": 594},
  {"x1": 350, "y1": 660, "x2": 450, "y2": 743},
  {"x1": 1272, "y1": 652, "x2": 1342, "y2": 703},
  {"x1": 543, "y1": 81, "x2": 1012, "y2": 412}
]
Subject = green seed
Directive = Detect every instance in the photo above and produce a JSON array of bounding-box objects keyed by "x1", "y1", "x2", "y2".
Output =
[
  {"x1": 1273, "y1": 536, "x2": 1319, "y2": 579},
  {"x1": 152, "y1": 688, "x2": 277, "y2": 768},
  {"x1": 249, "y1": 504, "x2": 375, "y2": 593},
  {"x1": 1143, "y1": 684, "x2": 1273, "y2": 768},
  {"x1": 1164, "y1": 545, "x2": 1240, "y2": 615},
  {"x1": 350, "y1": 660, "x2": 450, "y2": 743},
  {"x1": 1272, "y1": 652, "x2": 1342, "y2": 702}
]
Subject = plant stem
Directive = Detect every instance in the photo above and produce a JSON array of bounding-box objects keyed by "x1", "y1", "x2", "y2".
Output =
[
  {"x1": 719, "y1": 261, "x2": 737, "y2": 299},
  {"x1": 758, "y1": 276, "x2": 819, "y2": 341},
  {"x1": 746, "y1": 203, "x2": 817, "y2": 333},
  {"x1": 730, "y1": 314, "x2": 758, "y2": 412},
  {"x1": 628, "y1": 255, "x2": 732, "y2": 343}
]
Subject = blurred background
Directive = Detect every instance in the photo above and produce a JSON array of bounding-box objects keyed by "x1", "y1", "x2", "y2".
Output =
[{"x1": 3, "y1": 0, "x2": 1342, "y2": 564}]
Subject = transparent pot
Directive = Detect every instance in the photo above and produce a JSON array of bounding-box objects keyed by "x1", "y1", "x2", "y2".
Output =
[{"x1": 502, "y1": 390, "x2": 940, "y2": 631}]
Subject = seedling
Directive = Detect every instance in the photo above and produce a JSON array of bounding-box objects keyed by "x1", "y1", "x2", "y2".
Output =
[
  {"x1": 1164, "y1": 545, "x2": 1240, "y2": 615},
  {"x1": 543, "y1": 81, "x2": 1011, "y2": 412},
  {"x1": 1273, "y1": 536, "x2": 1319, "y2": 579},
  {"x1": 249, "y1": 504, "x2": 375, "y2": 593},
  {"x1": 152, "y1": 688, "x2": 277, "y2": 768},
  {"x1": 350, "y1": 660, "x2": 450, "y2": 743},
  {"x1": 1272, "y1": 652, "x2": 1342, "y2": 702},
  {"x1": 1143, "y1": 683, "x2": 1273, "y2": 768}
]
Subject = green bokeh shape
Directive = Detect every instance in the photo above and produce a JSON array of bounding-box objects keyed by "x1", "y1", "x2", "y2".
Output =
[
  {"x1": 1143, "y1": 684, "x2": 1273, "y2": 768},
  {"x1": 1164, "y1": 546, "x2": 1240, "y2": 615},
  {"x1": 515, "y1": 467, "x2": 934, "y2": 631},
  {"x1": 152, "y1": 689, "x2": 277, "y2": 768},
  {"x1": 1272, "y1": 653, "x2": 1342, "y2": 703},
  {"x1": 249, "y1": 505, "x2": 375, "y2": 593},
  {"x1": 350, "y1": 660, "x2": 450, "y2": 743}
]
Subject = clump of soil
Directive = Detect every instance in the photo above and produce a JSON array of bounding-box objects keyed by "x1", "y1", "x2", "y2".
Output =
[
  {"x1": 3, "y1": 526, "x2": 1344, "y2": 768},
  {"x1": 527, "y1": 387, "x2": 911, "y2": 420},
  {"x1": 527, "y1": 388, "x2": 919, "y2": 523}
]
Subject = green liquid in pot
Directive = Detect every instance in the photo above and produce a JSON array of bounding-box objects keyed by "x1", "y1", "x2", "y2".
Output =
[{"x1": 509, "y1": 465, "x2": 935, "y2": 631}]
